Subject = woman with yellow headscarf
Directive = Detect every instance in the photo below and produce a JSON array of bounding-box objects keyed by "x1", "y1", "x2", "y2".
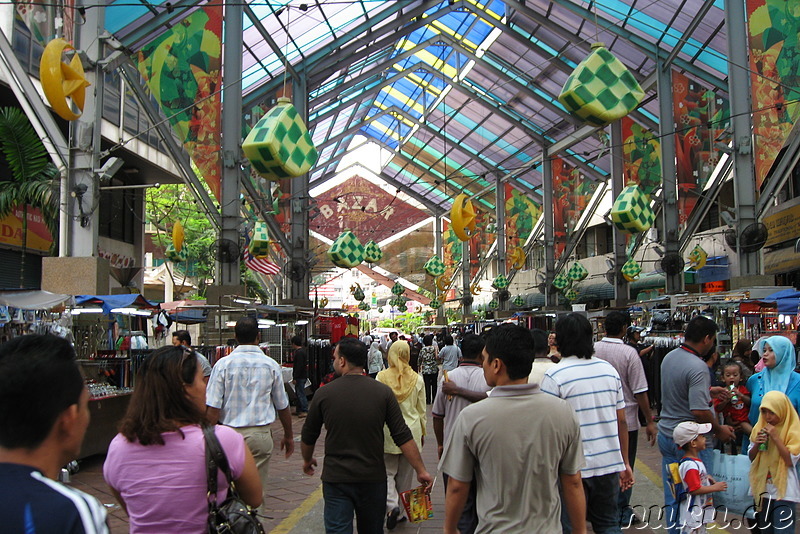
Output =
[
  {"x1": 377, "y1": 340, "x2": 426, "y2": 529},
  {"x1": 749, "y1": 390, "x2": 800, "y2": 532}
]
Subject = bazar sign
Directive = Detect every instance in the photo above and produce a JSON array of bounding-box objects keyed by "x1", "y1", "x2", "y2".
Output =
[
  {"x1": 0, "y1": 206, "x2": 52, "y2": 252},
  {"x1": 764, "y1": 201, "x2": 800, "y2": 247}
]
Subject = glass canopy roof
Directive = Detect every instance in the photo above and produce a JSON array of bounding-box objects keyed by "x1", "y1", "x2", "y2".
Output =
[{"x1": 107, "y1": 0, "x2": 729, "y2": 217}]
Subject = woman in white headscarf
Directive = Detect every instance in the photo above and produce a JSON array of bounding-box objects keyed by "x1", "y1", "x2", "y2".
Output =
[{"x1": 367, "y1": 341, "x2": 384, "y2": 378}]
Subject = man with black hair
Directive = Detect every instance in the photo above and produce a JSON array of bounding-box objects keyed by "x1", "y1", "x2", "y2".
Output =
[
  {"x1": 172, "y1": 329, "x2": 212, "y2": 383},
  {"x1": 301, "y1": 337, "x2": 433, "y2": 533},
  {"x1": 657, "y1": 315, "x2": 735, "y2": 534},
  {"x1": 206, "y1": 316, "x2": 294, "y2": 515},
  {"x1": 594, "y1": 311, "x2": 656, "y2": 527},
  {"x1": 0, "y1": 334, "x2": 108, "y2": 533},
  {"x1": 529, "y1": 328, "x2": 557, "y2": 384},
  {"x1": 441, "y1": 324, "x2": 586, "y2": 534},
  {"x1": 542, "y1": 313, "x2": 633, "y2": 534},
  {"x1": 439, "y1": 335, "x2": 462, "y2": 372},
  {"x1": 290, "y1": 335, "x2": 309, "y2": 417},
  {"x1": 433, "y1": 334, "x2": 489, "y2": 534}
]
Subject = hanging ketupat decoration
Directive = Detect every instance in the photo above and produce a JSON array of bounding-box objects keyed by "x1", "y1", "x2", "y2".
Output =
[
  {"x1": 558, "y1": 43, "x2": 645, "y2": 127},
  {"x1": 688, "y1": 244, "x2": 708, "y2": 270},
  {"x1": 327, "y1": 230, "x2": 364, "y2": 269},
  {"x1": 450, "y1": 193, "x2": 478, "y2": 241},
  {"x1": 565, "y1": 288, "x2": 579, "y2": 301},
  {"x1": 165, "y1": 244, "x2": 187, "y2": 263},
  {"x1": 553, "y1": 272, "x2": 570, "y2": 290},
  {"x1": 488, "y1": 299, "x2": 499, "y2": 310},
  {"x1": 363, "y1": 240, "x2": 383, "y2": 263},
  {"x1": 249, "y1": 222, "x2": 271, "y2": 257},
  {"x1": 358, "y1": 302, "x2": 370, "y2": 311},
  {"x1": 568, "y1": 261, "x2": 589, "y2": 281},
  {"x1": 391, "y1": 282, "x2": 405, "y2": 296},
  {"x1": 513, "y1": 295, "x2": 525, "y2": 307},
  {"x1": 621, "y1": 258, "x2": 642, "y2": 282},
  {"x1": 611, "y1": 183, "x2": 655, "y2": 234},
  {"x1": 242, "y1": 97, "x2": 319, "y2": 181},
  {"x1": 350, "y1": 283, "x2": 365, "y2": 302},
  {"x1": 424, "y1": 255, "x2": 446, "y2": 277},
  {"x1": 429, "y1": 298, "x2": 441, "y2": 310},
  {"x1": 492, "y1": 274, "x2": 510, "y2": 290}
]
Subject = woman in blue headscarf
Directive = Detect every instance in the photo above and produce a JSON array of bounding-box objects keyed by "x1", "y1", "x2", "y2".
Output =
[{"x1": 746, "y1": 335, "x2": 800, "y2": 426}]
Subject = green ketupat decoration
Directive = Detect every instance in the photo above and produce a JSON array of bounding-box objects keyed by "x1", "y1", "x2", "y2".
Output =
[
  {"x1": 558, "y1": 43, "x2": 645, "y2": 127},
  {"x1": 424, "y1": 255, "x2": 446, "y2": 277},
  {"x1": 429, "y1": 298, "x2": 441, "y2": 310},
  {"x1": 391, "y1": 282, "x2": 405, "y2": 296},
  {"x1": 165, "y1": 244, "x2": 186, "y2": 262},
  {"x1": 568, "y1": 261, "x2": 589, "y2": 281},
  {"x1": 611, "y1": 183, "x2": 654, "y2": 234},
  {"x1": 513, "y1": 295, "x2": 525, "y2": 307},
  {"x1": 363, "y1": 240, "x2": 383, "y2": 263},
  {"x1": 488, "y1": 299, "x2": 499, "y2": 310},
  {"x1": 242, "y1": 97, "x2": 318, "y2": 181},
  {"x1": 327, "y1": 230, "x2": 364, "y2": 268},
  {"x1": 565, "y1": 288, "x2": 579, "y2": 301},
  {"x1": 358, "y1": 302, "x2": 370, "y2": 311},
  {"x1": 621, "y1": 258, "x2": 642, "y2": 282},
  {"x1": 553, "y1": 272, "x2": 570, "y2": 290},
  {"x1": 249, "y1": 222, "x2": 271, "y2": 257},
  {"x1": 492, "y1": 274, "x2": 510, "y2": 289}
]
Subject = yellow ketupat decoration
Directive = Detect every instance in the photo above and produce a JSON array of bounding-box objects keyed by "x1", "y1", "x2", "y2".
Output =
[
  {"x1": 558, "y1": 43, "x2": 645, "y2": 127},
  {"x1": 621, "y1": 258, "x2": 642, "y2": 282},
  {"x1": 249, "y1": 222, "x2": 271, "y2": 257},
  {"x1": 40, "y1": 39, "x2": 91, "y2": 121},
  {"x1": 242, "y1": 97, "x2": 319, "y2": 181},
  {"x1": 688, "y1": 245, "x2": 708, "y2": 270},
  {"x1": 508, "y1": 246, "x2": 526, "y2": 270},
  {"x1": 450, "y1": 193, "x2": 477, "y2": 241},
  {"x1": 172, "y1": 221, "x2": 185, "y2": 253}
]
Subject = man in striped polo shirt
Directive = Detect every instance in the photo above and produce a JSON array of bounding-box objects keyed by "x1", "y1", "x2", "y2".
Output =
[{"x1": 542, "y1": 313, "x2": 634, "y2": 534}]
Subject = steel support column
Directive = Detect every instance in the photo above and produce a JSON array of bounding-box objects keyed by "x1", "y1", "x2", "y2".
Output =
[
  {"x1": 290, "y1": 73, "x2": 311, "y2": 302},
  {"x1": 725, "y1": 0, "x2": 759, "y2": 276},
  {"x1": 219, "y1": 0, "x2": 243, "y2": 286},
  {"x1": 495, "y1": 173, "x2": 506, "y2": 311},
  {"x1": 462, "y1": 240, "x2": 471, "y2": 318},
  {"x1": 658, "y1": 62, "x2": 683, "y2": 293},
  {"x1": 610, "y1": 121, "x2": 630, "y2": 304},
  {"x1": 541, "y1": 153, "x2": 556, "y2": 307},
  {"x1": 434, "y1": 215, "x2": 444, "y2": 322}
]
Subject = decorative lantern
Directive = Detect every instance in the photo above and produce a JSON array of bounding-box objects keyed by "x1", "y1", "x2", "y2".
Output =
[
  {"x1": 688, "y1": 244, "x2": 708, "y2": 270},
  {"x1": 350, "y1": 283, "x2": 365, "y2": 302},
  {"x1": 172, "y1": 220, "x2": 185, "y2": 253},
  {"x1": 558, "y1": 43, "x2": 645, "y2": 127},
  {"x1": 621, "y1": 258, "x2": 642, "y2": 282},
  {"x1": 424, "y1": 255, "x2": 446, "y2": 277},
  {"x1": 363, "y1": 240, "x2": 383, "y2": 263},
  {"x1": 567, "y1": 261, "x2": 589, "y2": 281},
  {"x1": 242, "y1": 97, "x2": 319, "y2": 181},
  {"x1": 249, "y1": 222, "x2": 271, "y2": 257},
  {"x1": 378, "y1": 307, "x2": 384, "y2": 313},
  {"x1": 450, "y1": 193, "x2": 477, "y2": 241},
  {"x1": 611, "y1": 183, "x2": 654, "y2": 234},
  {"x1": 429, "y1": 298, "x2": 441, "y2": 310},
  {"x1": 553, "y1": 272, "x2": 570, "y2": 290},
  {"x1": 488, "y1": 299, "x2": 499, "y2": 310},
  {"x1": 327, "y1": 230, "x2": 364, "y2": 268},
  {"x1": 513, "y1": 295, "x2": 525, "y2": 307},
  {"x1": 565, "y1": 288, "x2": 579, "y2": 301},
  {"x1": 165, "y1": 244, "x2": 186, "y2": 262},
  {"x1": 492, "y1": 274, "x2": 510, "y2": 290},
  {"x1": 391, "y1": 282, "x2": 405, "y2": 296}
]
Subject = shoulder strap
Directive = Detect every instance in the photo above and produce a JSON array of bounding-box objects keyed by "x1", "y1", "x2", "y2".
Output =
[{"x1": 203, "y1": 424, "x2": 236, "y2": 500}]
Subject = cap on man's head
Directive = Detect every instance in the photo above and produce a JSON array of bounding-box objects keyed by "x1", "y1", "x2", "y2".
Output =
[
  {"x1": 627, "y1": 326, "x2": 644, "y2": 336},
  {"x1": 673, "y1": 422, "x2": 712, "y2": 447}
]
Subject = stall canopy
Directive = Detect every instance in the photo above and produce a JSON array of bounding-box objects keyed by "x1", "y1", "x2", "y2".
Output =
[
  {"x1": 160, "y1": 300, "x2": 211, "y2": 324},
  {"x1": 0, "y1": 290, "x2": 73, "y2": 310},
  {"x1": 76, "y1": 294, "x2": 159, "y2": 314},
  {"x1": 764, "y1": 289, "x2": 800, "y2": 315}
]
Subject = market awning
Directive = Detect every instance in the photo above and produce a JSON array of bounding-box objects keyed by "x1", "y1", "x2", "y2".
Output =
[
  {"x1": 763, "y1": 289, "x2": 800, "y2": 315},
  {"x1": 0, "y1": 290, "x2": 73, "y2": 310},
  {"x1": 76, "y1": 294, "x2": 159, "y2": 314}
]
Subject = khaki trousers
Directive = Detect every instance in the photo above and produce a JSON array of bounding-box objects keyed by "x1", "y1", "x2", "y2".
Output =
[{"x1": 234, "y1": 425, "x2": 273, "y2": 516}]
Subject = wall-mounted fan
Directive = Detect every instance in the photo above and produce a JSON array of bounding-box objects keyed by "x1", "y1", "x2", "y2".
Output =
[
  {"x1": 283, "y1": 260, "x2": 309, "y2": 282},
  {"x1": 660, "y1": 253, "x2": 685, "y2": 276},
  {"x1": 497, "y1": 289, "x2": 510, "y2": 302},
  {"x1": 461, "y1": 294, "x2": 474, "y2": 307},
  {"x1": 605, "y1": 269, "x2": 616, "y2": 285},
  {"x1": 724, "y1": 223, "x2": 769, "y2": 253},
  {"x1": 537, "y1": 282, "x2": 547, "y2": 294},
  {"x1": 209, "y1": 238, "x2": 240, "y2": 263}
]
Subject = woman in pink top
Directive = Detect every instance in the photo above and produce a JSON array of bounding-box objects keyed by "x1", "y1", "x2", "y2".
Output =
[{"x1": 103, "y1": 346, "x2": 261, "y2": 533}]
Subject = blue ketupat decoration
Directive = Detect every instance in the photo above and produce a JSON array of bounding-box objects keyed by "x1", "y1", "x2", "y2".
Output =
[
  {"x1": 327, "y1": 230, "x2": 364, "y2": 268},
  {"x1": 242, "y1": 97, "x2": 319, "y2": 181},
  {"x1": 611, "y1": 183, "x2": 654, "y2": 234},
  {"x1": 558, "y1": 43, "x2": 645, "y2": 127}
]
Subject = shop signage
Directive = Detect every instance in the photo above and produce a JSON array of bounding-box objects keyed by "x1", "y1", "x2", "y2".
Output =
[
  {"x1": 0, "y1": 206, "x2": 52, "y2": 252},
  {"x1": 702, "y1": 281, "x2": 726, "y2": 293},
  {"x1": 764, "y1": 246, "x2": 800, "y2": 274},
  {"x1": 764, "y1": 201, "x2": 800, "y2": 247}
]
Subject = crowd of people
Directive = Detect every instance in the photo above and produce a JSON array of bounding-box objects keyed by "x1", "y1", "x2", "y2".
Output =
[{"x1": 4, "y1": 312, "x2": 800, "y2": 533}]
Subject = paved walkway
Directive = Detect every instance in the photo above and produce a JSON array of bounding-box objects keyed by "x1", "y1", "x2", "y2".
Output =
[{"x1": 70, "y1": 408, "x2": 751, "y2": 533}]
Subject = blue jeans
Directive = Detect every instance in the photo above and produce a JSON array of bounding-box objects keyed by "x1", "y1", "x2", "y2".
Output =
[
  {"x1": 562, "y1": 472, "x2": 622, "y2": 534},
  {"x1": 658, "y1": 432, "x2": 714, "y2": 534},
  {"x1": 295, "y1": 380, "x2": 308, "y2": 413},
  {"x1": 756, "y1": 497, "x2": 796, "y2": 533},
  {"x1": 323, "y1": 481, "x2": 386, "y2": 534}
]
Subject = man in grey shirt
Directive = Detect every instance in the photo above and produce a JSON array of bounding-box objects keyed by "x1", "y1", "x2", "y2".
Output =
[
  {"x1": 657, "y1": 316, "x2": 734, "y2": 534},
  {"x1": 439, "y1": 335, "x2": 462, "y2": 372}
]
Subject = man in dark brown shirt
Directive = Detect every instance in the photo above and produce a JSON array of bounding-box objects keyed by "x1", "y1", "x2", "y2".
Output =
[{"x1": 301, "y1": 337, "x2": 432, "y2": 533}]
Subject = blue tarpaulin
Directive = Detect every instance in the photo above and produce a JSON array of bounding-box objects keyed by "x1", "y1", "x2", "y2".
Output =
[
  {"x1": 764, "y1": 289, "x2": 800, "y2": 314},
  {"x1": 75, "y1": 294, "x2": 158, "y2": 315}
]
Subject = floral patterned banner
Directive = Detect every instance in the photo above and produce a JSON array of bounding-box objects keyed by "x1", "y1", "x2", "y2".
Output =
[
  {"x1": 137, "y1": 7, "x2": 223, "y2": 200},
  {"x1": 621, "y1": 117, "x2": 661, "y2": 196},
  {"x1": 672, "y1": 72, "x2": 730, "y2": 230},
  {"x1": 469, "y1": 208, "x2": 493, "y2": 280},
  {"x1": 442, "y1": 221, "x2": 462, "y2": 270},
  {"x1": 747, "y1": 0, "x2": 800, "y2": 190},
  {"x1": 13, "y1": 0, "x2": 74, "y2": 45},
  {"x1": 552, "y1": 158, "x2": 597, "y2": 261},
  {"x1": 505, "y1": 183, "x2": 541, "y2": 252}
]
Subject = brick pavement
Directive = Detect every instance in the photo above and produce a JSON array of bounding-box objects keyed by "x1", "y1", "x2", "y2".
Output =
[{"x1": 69, "y1": 408, "x2": 752, "y2": 533}]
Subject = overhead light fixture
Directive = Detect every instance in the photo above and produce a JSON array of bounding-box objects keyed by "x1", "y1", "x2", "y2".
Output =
[
  {"x1": 132, "y1": 310, "x2": 153, "y2": 316},
  {"x1": 110, "y1": 307, "x2": 138, "y2": 314},
  {"x1": 232, "y1": 297, "x2": 253, "y2": 305},
  {"x1": 295, "y1": 320, "x2": 309, "y2": 325},
  {"x1": 71, "y1": 307, "x2": 104, "y2": 315},
  {"x1": 225, "y1": 321, "x2": 236, "y2": 327}
]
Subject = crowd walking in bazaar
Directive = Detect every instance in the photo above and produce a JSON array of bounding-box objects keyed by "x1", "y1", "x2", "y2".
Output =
[{"x1": 5, "y1": 310, "x2": 800, "y2": 533}]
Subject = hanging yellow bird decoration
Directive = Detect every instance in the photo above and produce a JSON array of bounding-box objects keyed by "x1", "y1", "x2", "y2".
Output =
[
  {"x1": 450, "y1": 193, "x2": 477, "y2": 241},
  {"x1": 436, "y1": 274, "x2": 451, "y2": 292},
  {"x1": 508, "y1": 246, "x2": 526, "y2": 270},
  {"x1": 172, "y1": 221, "x2": 185, "y2": 253},
  {"x1": 40, "y1": 39, "x2": 91, "y2": 121}
]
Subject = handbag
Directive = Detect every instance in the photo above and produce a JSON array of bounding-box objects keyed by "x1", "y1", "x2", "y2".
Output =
[{"x1": 203, "y1": 425, "x2": 265, "y2": 534}]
